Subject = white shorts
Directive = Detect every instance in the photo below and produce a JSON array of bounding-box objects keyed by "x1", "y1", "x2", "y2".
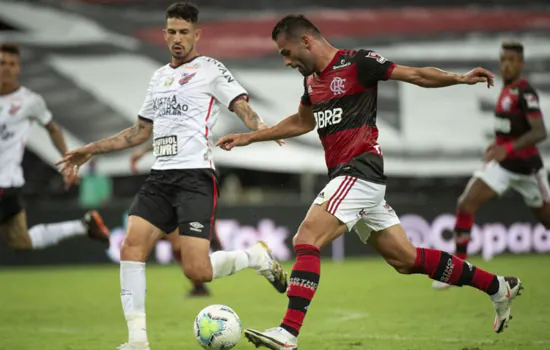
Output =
[
  {"x1": 313, "y1": 175, "x2": 401, "y2": 243},
  {"x1": 473, "y1": 161, "x2": 550, "y2": 208}
]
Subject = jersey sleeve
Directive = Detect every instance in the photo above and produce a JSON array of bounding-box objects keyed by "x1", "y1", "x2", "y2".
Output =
[
  {"x1": 519, "y1": 85, "x2": 543, "y2": 119},
  {"x1": 210, "y1": 62, "x2": 249, "y2": 111},
  {"x1": 300, "y1": 78, "x2": 312, "y2": 106},
  {"x1": 354, "y1": 49, "x2": 396, "y2": 87},
  {"x1": 138, "y1": 73, "x2": 157, "y2": 121},
  {"x1": 31, "y1": 94, "x2": 53, "y2": 125}
]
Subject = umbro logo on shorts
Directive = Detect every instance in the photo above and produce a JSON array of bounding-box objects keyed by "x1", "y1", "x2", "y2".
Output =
[{"x1": 190, "y1": 222, "x2": 204, "y2": 232}]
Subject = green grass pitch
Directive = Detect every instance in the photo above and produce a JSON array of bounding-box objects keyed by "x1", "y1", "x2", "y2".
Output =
[{"x1": 1, "y1": 254, "x2": 549, "y2": 350}]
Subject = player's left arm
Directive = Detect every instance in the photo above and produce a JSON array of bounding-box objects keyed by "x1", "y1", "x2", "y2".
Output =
[
  {"x1": 354, "y1": 49, "x2": 494, "y2": 88},
  {"x1": 510, "y1": 89, "x2": 547, "y2": 150},
  {"x1": 32, "y1": 94, "x2": 69, "y2": 156},
  {"x1": 44, "y1": 121, "x2": 68, "y2": 156},
  {"x1": 389, "y1": 65, "x2": 494, "y2": 88}
]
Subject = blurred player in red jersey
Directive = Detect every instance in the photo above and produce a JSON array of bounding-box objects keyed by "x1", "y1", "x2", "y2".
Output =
[
  {"x1": 433, "y1": 42, "x2": 548, "y2": 290},
  {"x1": 217, "y1": 16, "x2": 525, "y2": 349},
  {"x1": 130, "y1": 144, "x2": 224, "y2": 297}
]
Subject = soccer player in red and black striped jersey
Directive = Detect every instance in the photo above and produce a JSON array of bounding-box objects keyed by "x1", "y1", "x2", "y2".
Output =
[
  {"x1": 433, "y1": 42, "x2": 548, "y2": 290},
  {"x1": 217, "y1": 16, "x2": 524, "y2": 349}
]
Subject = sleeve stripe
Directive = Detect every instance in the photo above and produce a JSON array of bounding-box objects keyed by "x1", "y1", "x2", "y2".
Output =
[
  {"x1": 527, "y1": 111, "x2": 543, "y2": 119},
  {"x1": 384, "y1": 63, "x2": 397, "y2": 80},
  {"x1": 228, "y1": 93, "x2": 249, "y2": 111},
  {"x1": 138, "y1": 115, "x2": 153, "y2": 122}
]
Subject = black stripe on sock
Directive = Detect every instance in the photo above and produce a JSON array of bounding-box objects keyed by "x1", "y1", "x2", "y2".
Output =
[
  {"x1": 457, "y1": 263, "x2": 476, "y2": 286},
  {"x1": 487, "y1": 276, "x2": 500, "y2": 295},
  {"x1": 281, "y1": 324, "x2": 299, "y2": 337},
  {"x1": 455, "y1": 230, "x2": 471, "y2": 254},
  {"x1": 289, "y1": 270, "x2": 320, "y2": 284},
  {"x1": 433, "y1": 252, "x2": 452, "y2": 281},
  {"x1": 288, "y1": 296, "x2": 311, "y2": 313}
]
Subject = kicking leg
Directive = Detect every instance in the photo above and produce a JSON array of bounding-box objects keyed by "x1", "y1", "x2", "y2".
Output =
[
  {"x1": 0, "y1": 210, "x2": 108, "y2": 250},
  {"x1": 531, "y1": 203, "x2": 550, "y2": 229},
  {"x1": 118, "y1": 215, "x2": 163, "y2": 350},
  {"x1": 245, "y1": 201, "x2": 348, "y2": 350},
  {"x1": 369, "y1": 224, "x2": 523, "y2": 333}
]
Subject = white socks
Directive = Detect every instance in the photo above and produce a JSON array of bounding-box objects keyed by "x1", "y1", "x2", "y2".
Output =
[
  {"x1": 120, "y1": 261, "x2": 148, "y2": 344},
  {"x1": 210, "y1": 250, "x2": 250, "y2": 280},
  {"x1": 28, "y1": 220, "x2": 86, "y2": 249}
]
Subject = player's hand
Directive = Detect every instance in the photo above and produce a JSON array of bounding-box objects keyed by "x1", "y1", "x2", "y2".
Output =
[
  {"x1": 484, "y1": 144, "x2": 508, "y2": 162},
  {"x1": 460, "y1": 67, "x2": 495, "y2": 88},
  {"x1": 130, "y1": 149, "x2": 147, "y2": 174},
  {"x1": 216, "y1": 133, "x2": 253, "y2": 151},
  {"x1": 55, "y1": 147, "x2": 93, "y2": 185}
]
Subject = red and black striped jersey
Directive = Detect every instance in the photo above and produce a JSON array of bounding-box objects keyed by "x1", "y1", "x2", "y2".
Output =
[
  {"x1": 301, "y1": 49, "x2": 395, "y2": 183},
  {"x1": 494, "y1": 78, "x2": 544, "y2": 174}
]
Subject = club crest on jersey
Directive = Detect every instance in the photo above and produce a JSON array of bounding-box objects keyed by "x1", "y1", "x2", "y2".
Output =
[
  {"x1": 8, "y1": 100, "x2": 22, "y2": 115},
  {"x1": 501, "y1": 96, "x2": 512, "y2": 112},
  {"x1": 330, "y1": 77, "x2": 346, "y2": 95},
  {"x1": 179, "y1": 72, "x2": 197, "y2": 86}
]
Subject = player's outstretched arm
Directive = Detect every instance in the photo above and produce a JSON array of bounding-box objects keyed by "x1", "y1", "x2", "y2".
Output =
[
  {"x1": 232, "y1": 99, "x2": 284, "y2": 146},
  {"x1": 389, "y1": 65, "x2": 495, "y2": 88},
  {"x1": 216, "y1": 104, "x2": 315, "y2": 151},
  {"x1": 56, "y1": 117, "x2": 153, "y2": 183},
  {"x1": 44, "y1": 121, "x2": 68, "y2": 156}
]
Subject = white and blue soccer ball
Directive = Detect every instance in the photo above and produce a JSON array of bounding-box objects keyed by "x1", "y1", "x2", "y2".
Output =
[{"x1": 193, "y1": 304, "x2": 242, "y2": 349}]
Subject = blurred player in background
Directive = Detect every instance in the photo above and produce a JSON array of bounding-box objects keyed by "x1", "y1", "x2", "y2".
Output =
[
  {"x1": 217, "y1": 15, "x2": 524, "y2": 350},
  {"x1": 131, "y1": 144, "x2": 224, "y2": 297},
  {"x1": 433, "y1": 42, "x2": 549, "y2": 290},
  {"x1": 0, "y1": 43, "x2": 109, "y2": 251},
  {"x1": 56, "y1": 3, "x2": 288, "y2": 349}
]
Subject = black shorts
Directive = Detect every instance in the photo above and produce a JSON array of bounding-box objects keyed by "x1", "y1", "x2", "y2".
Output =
[
  {"x1": 128, "y1": 169, "x2": 219, "y2": 240},
  {"x1": 0, "y1": 187, "x2": 24, "y2": 224}
]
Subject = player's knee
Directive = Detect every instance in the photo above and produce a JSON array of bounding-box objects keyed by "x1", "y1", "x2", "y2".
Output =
[
  {"x1": 120, "y1": 234, "x2": 148, "y2": 261},
  {"x1": 6, "y1": 237, "x2": 31, "y2": 250},
  {"x1": 183, "y1": 264, "x2": 212, "y2": 283},
  {"x1": 293, "y1": 220, "x2": 319, "y2": 247},
  {"x1": 386, "y1": 253, "x2": 416, "y2": 274},
  {"x1": 457, "y1": 196, "x2": 477, "y2": 214}
]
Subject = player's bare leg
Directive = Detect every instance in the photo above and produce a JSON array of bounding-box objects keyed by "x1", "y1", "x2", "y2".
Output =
[
  {"x1": 368, "y1": 223, "x2": 523, "y2": 333},
  {"x1": 179, "y1": 234, "x2": 287, "y2": 293},
  {"x1": 165, "y1": 230, "x2": 211, "y2": 297},
  {"x1": 118, "y1": 215, "x2": 163, "y2": 350},
  {"x1": 245, "y1": 202, "x2": 347, "y2": 350},
  {"x1": 433, "y1": 177, "x2": 498, "y2": 290},
  {"x1": 0, "y1": 210, "x2": 109, "y2": 250},
  {"x1": 531, "y1": 202, "x2": 550, "y2": 229}
]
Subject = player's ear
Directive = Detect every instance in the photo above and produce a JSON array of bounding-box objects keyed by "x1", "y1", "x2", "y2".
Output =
[
  {"x1": 162, "y1": 28, "x2": 168, "y2": 42},
  {"x1": 194, "y1": 28, "x2": 202, "y2": 42}
]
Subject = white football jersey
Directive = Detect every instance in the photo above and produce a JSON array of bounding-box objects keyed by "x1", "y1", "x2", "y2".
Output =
[
  {"x1": 0, "y1": 87, "x2": 52, "y2": 188},
  {"x1": 139, "y1": 56, "x2": 248, "y2": 170}
]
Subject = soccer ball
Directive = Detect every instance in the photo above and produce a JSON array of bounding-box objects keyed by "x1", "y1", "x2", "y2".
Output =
[{"x1": 193, "y1": 304, "x2": 242, "y2": 349}]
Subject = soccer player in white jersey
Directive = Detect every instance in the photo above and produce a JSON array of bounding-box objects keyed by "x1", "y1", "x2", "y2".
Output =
[
  {"x1": 56, "y1": 3, "x2": 288, "y2": 349},
  {"x1": 0, "y1": 43, "x2": 109, "y2": 251}
]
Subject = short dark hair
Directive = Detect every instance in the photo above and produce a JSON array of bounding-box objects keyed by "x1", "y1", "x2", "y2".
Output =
[
  {"x1": 272, "y1": 15, "x2": 321, "y2": 41},
  {"x1": 0, "y1": 43, "x2": 20, "y2": 56},
  {"x1": 165, "y1": 2, "x2": 199, "y2": 23},
  {"x1": 502, "y1": 41, "x2": 524, "y2": 56}
]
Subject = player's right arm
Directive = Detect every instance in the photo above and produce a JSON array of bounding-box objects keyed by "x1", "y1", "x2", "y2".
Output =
[
  {"x1": 216, "y1": 103, "x2": 315, "y2": 150},
  {"x1": 56, "y1": 71, "x2": 157, "y2": 181}
]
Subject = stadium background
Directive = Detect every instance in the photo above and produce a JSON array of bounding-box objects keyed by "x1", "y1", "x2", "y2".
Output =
[{"x1": 1, "y1": 0, "x2": 549, "y2": 265}]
